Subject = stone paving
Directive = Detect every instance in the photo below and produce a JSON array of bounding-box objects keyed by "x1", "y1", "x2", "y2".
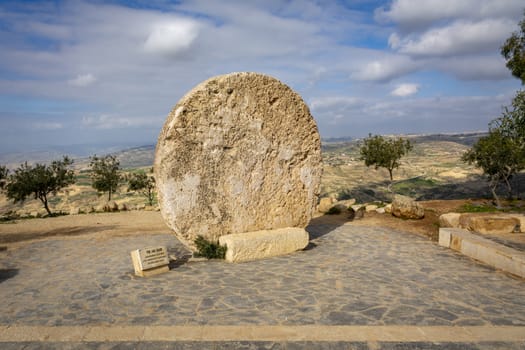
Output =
[{"x1": 1, "y1": 222, "x2": 525, "y2": 348}]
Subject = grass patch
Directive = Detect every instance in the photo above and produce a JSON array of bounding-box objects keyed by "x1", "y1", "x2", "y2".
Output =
[
  {"x1": 392, "y1": 177, "x2": 438, "y2": 196},
  {"x1": 458, "y1": 203, "x2": 499, "y2": 213}
]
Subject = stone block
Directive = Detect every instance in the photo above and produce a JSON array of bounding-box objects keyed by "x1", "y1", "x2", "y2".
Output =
[
  {"x1": 365, "y1": 204, "x2": 378, "y2": 212},
  {"x1": 440, "y1": 228, "x2": 525, "y2": 278},
  {"x1": 218, "y1": 227, "x2": 309, "y2": 263},
  {"x1": 460, "y1": 214, "x2": 520, "y2": 234},
  {"x1": 318, "y1": 197, "x2": 335, "y2": 213},
  {"x1": 154, "y1": 72, "x2": 322, "y2": 250},
  {"x1": 438, "y1": 228, "x2": 452, "y2": 248},
  {"x1": 130, "y1": 246, "x2": 170, "y2": 277},
  {"x1": 439, "y1": 213, "x2": 461, "y2": 228}
]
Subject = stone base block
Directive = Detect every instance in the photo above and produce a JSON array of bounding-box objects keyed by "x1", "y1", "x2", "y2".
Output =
[
  {"x1": 218, "y1": 228, "x2": 309, "y2": 263},
  {"x1": 134, "y1": 265, "x2": 170, "y2": 277},
  {"x1": 439, "y1": 228, "x2": 525, "y2": 278}
]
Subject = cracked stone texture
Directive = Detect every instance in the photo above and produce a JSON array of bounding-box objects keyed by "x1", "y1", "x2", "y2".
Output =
[
  {"x1": 1, "y1": 223, "x2": 525, "y2": 327},
  {"x1": 154, "y1": 72, "x2": 322, "y2": 249}
]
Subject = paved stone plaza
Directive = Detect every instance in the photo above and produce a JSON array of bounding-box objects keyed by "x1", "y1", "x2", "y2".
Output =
[{"x1": 1, "y1": 221, "x2": 525, "y2": 349}]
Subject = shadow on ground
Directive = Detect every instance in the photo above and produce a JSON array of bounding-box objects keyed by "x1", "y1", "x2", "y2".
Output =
[
  {"x1": 305, "y1": 213, "x2": 349, "y2": 250},
  {"x1": 0, "y1": 225, "x2": 117, "y2": 244},
  {"x1": 0, "y1": 268, "x2": 18, "y2": 283}
]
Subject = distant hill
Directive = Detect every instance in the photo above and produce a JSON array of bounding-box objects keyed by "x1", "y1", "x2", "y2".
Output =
[{"x1": 1, "y1": 132, "x2": 488, "y2": 170}]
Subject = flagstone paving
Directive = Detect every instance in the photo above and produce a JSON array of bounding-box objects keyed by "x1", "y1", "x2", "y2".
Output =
[{"x1": 1, "y1": 222, "x2": 525, "y2": 348}]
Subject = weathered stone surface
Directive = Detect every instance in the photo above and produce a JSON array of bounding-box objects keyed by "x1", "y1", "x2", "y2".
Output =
[
  {"x1": 391, "y1": 194, "x2": 424, "y2": 219},
  {"x1": 318, "y1": 197, "x2": 335, "y2": 213},
  {"x1": 459, "y1": 214, "x2": 521, "y2": 234},
  {"x1": 439, "y1": 213, "x2": 461, "y2": 228},
  {"x1": 376, "y1": 207, "x2": 385, "y2": 214},
  {"x1": 218, "y1": 228, "x2": 309, "y2": 263},
  {"x1": 337, "y1": 199, "x2": 356, "y2": 207},
  {"x1": 365, "y1": 204, "x2": 378, "y2": 212},
  {"x1": 384, "y1": 203, "x2": 392, "y2": 214},
  {"x1": 155, "y1": 72, "x2": 322, "y2": 249},
  {"x1": 348, "y1": 205, "x2": 365, "y2": 220}
]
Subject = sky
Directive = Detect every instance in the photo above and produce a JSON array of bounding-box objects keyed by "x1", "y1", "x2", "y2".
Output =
[{"x1": 0, "y1": 0, "x2": 524, "y2": 153}]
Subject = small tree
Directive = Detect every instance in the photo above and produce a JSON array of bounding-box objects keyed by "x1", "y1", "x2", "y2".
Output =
[
  {"x1": 359, "y1": 134, "x2": 413, "y2": 182},
  {"x1": 6, "y1": 156, "x2": 75, "y2": 216},
  {"x1": 501, "y1": 11, "x2": 525, "y2": 84},
  {"x1": 127, "y1": 170, "x2": 156, "y2": 206},
  {"x1": 491, "y1": 90, "x2": 525, "y2": 167},
  {"x1": 89, "y1": 154, "x2": 122, "y2": 201},
  {"x1": 462, "y1": 130, "x2": 521, "y2": 207},
  {"x1": 0, "y1": 165, "x2": 7, "y2": 190}
]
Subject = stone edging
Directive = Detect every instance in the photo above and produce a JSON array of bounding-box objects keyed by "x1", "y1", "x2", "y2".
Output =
[{"x1": 1, "y1": 326, "x2": 525, "y2": 342}]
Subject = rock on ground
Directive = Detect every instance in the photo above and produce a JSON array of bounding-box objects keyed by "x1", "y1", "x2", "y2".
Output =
[
  {"x1": 391, "y1": 194, "x2": 425, "y2": 220},
  {"x1": 155, "y1": 72, "x2": 322, "y2": 250},
  {"x1": 318, "y1": 197, "x2": 335, "y2": 213},
  {"x1": 439, "y1": 213, "x2": 461, "y2": 228}
]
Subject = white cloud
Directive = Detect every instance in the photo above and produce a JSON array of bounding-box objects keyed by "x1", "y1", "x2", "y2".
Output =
[
  {"x1": 312, "y1": 93, "x2": 513, "y2": 138},
  {"x1": 393, "y1": 19, "x2": 516, "y2": 57},
  {"x1": 391, "y1": 83, "x2": 419, "y2": 97},
  {"x1": 310, "y1": 96, "x2": 364, "y2": 113},
  {"x1": 68, "y1": 73, "x2": 96, "y2": 87},
  {"x1": 437, "y1": 56, "x2": 511, "y2": 81},
  {"x1": 351, "y1": 55, "x2": 420, "y2": 82},
  {"x1": 81, "y1": 115, "x2": 159, "y2": 129},
  {"x1": 144, "y1": 20, "x2": 200, "y2": 58},
  {"x1": 376, "y1": 0, "x2": 524, "y2": 30}
]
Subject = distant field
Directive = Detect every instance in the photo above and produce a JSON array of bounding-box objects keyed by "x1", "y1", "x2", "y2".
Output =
[{"x1": 1, "y1": 132, "x2": 524, "y2": 217}]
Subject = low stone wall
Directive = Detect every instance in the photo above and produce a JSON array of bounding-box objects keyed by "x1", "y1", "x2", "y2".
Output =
[
  {"x1": 439, "y1": 228, "x2": 525, "y2": 278},
  {"x1": 219, "y1": 228, "x2": 309, "y2": 263}
]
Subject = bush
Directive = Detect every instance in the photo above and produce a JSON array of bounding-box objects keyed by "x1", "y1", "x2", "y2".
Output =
[{"x1": 194, "y1": 235, "x2": 227, "y2": 259}]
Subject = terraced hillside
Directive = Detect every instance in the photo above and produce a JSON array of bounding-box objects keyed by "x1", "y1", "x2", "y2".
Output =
[{"x1": 1, "y1": 133, "x2": 523, "y2": 218}]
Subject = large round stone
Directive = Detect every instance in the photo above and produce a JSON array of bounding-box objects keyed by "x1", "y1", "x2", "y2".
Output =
[{"x1": 154, "y1": 72, "x2": 322, "y2": 249}]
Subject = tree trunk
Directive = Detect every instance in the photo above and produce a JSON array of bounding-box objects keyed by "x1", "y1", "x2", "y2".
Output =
[
  {"x1": 40, "y1": 195, "x2": 52, "y2": 216},
  {"x1": 490, "y1": 182, "x2": 502, "y2": 208},
  {"x1": 504, "y1": 176, "x2": 512, "y2": 199},
  {"x1": 148, "y1": 189, "x2": 153, "y2": 206},
  {"x1": 108, "y1": 189, "x2": 112, "y2": 201}
]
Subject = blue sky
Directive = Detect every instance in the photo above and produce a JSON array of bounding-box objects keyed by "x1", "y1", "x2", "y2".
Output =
[{"x1": 0, "y1": 0, "x2": 523, "y2": 153}]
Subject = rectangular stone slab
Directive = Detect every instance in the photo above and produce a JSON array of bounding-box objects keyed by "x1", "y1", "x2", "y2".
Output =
[
  {"x1": 439, "y1": 228, "x2": 525, "y2": 278},
  {"x1": 218, "y1": 227, "x2": 309, "y2": 263},
  {"x1": 130, "y1": 246, "x2": 169, "y2": 276}
]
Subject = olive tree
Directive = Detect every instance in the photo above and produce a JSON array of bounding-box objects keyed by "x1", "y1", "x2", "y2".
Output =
[
  {"x1": 127, "y1": 170, "x2": 156, "y2": 206},
  {"x1": 359, "y1": 134, "x2": 413, "y2": 182},
  {"x1": 0, "y1": 165, "x2": 7, "y2": 190},
  {"x1": 6, "y1": 157, "x2": 75, "y2": 216},
  {"x1": 490, "y1": 90, "x2": 525, "y2": 167},
  {"x1": 501, "y1": 11, "x2": 525, "y2": 84},
  {"x1": 462, "y1": 13, "x2": 525, "y2": 205},
  {"x1": 89, "y1": 155, "x2": 122, "y2": 201},
  {"x1": 462, "y1": 130, "x2": 521, "y2": 207}
]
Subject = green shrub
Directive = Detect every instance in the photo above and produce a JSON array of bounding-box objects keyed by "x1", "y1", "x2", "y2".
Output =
[{"x1": 194, "y1": 235, "x2": 227, "y2": 259}]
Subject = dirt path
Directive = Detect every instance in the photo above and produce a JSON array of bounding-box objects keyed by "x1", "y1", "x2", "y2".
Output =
[
  {"x1": 0, "y1": 211, "x2": 171, "y2": 248},
  {"x1": 0, "y1": 199, "x2": 509, "y2": 248}
]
